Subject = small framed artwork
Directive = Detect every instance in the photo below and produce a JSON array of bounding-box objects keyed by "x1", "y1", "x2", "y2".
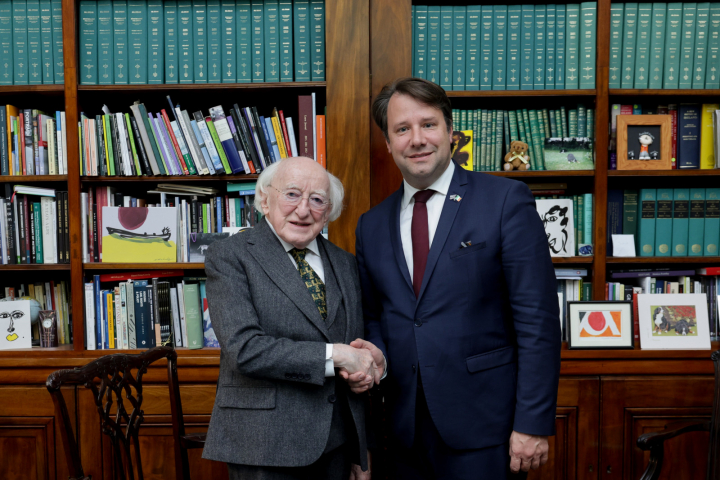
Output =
[
  {"x1": 617, "y1": 115, "x2": 672, "y2": 170},
  {"x1": 637, "y1": 294, "x2": 711, "y2": 350},
  {"x1": 567, "y1": 301, "x2": 634, "y2": 349},
  {"x1": 535, "y1": 198, "x2": 575, "y2": 257}
]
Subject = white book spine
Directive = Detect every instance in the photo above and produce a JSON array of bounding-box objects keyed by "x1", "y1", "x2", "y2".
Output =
[
  {"x1": 176, "y1": 108, "x2": 207, "y2": 174},
  {"x1": 229, "y1": 198, "x2": 236, "y2": 227},
  {"x1": 0, "y1": 199, "x2": 6, "y2": 264},
  {"x1": 116, "y1": 113, "x2": 131, "y2": 175},
  {"x1": 60, "y1": 112, "x2": 67, "y2": 174},
  {"x1": 56, "y1": 115, "x2": 63, "y2": 175},
  {"x1": 84, "y1": 283, "x2": 96, "y2": 350},
  {"x1": 41, "y1": 197, "x2": 54, "y2": 263},
  {"x1": 286, "y1": 117, "x2": 299, "y2": 156},
  {"x1": 153, "y1": 117, "x2": 178, "y2": 175},
  {"x1": 114, "y1": 288, "x2": 123, "y2": 349},
  {"x1": 177, "y1": 280, "x2": 189, "y2": 347},
  {"x1": 127, "y1": 281, "x2": 136, "y2": 349},
  {"x1": 120, "y1": 283, "x2": 129, "y2": 349},
  {"x1": 170, "y1": 287, "x2": 183, "y2": 347},
  {"x1": 47, "y1": 120, "x2": 55, "y2": 175}
]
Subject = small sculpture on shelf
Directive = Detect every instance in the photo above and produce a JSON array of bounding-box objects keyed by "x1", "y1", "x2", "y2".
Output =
[
  {"x1": 638, "y1": 132, "x2": 655, "y2": 160},
  {"x1": 503, "y1": 140, "x2": 531, "y2": 171}
]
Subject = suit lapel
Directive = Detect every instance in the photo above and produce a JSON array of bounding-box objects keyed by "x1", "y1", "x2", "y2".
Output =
[
  {"x1": 389, "y1": 187, "x2": 414, "y2": 294},
  {"x1": 247, "y1": 220, "x2": 330, "y2": 341},
  {"x1": 416, "y1": 164, "x2": 468, "y2": 305},
  {"x1": 318, "y1": 238, "x2": 342, "y2": 330}
]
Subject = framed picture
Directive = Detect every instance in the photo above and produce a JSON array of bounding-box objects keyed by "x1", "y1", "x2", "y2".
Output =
[
  {"x1": 567, "y1": 301, "x2": 634, "y2": 349},
  {"x1": 535, "y1": 198, "x2": 575, "y2": 257},
  {"x1": 637, "y1": 294, "x2": 711, "y2": 350},
  {"x1": 617, "y1": 115, "x2": 672, "y2": 170},
  {"x1": 543, "y1": 137, "x2": 595, "y2": 171}
]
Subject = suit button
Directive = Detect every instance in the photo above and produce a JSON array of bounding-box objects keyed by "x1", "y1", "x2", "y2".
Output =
[
  {"x1": 328, "y1": 394, "x2": 337, "y2": 403},
  {"x1": 285, "y1": 373, "x2": 291, "y2": 379},
  {"x1": 412, "y1": 365, "x2": 416, "y2": 372},
  {"x1": 292, "y1": 373, "x2": 298, "y2": 379},
  {"x1": 414, "y1": 319, "x2": 423, "y2": 327},
  {"x1": 304, "y1": 374, "x2": 311, "y2": 380}
]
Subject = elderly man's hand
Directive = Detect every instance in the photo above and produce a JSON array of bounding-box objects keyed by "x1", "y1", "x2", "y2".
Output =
[
  {"x1": 348, "y1": 338, "x2": 385, "y2": 385},
  {"x1": 333, "y1": 344, "x2": 377, "y2": 393},
  {"x1": 509, "y1": 431, "x2": 549, "y2": 473}
]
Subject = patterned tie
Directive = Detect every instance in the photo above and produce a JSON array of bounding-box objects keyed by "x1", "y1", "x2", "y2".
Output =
[
  {"x1": 412, "y1": 189, "x2": 435, "y2": 298},
  {"x1": 289, "y1": 248, "x2": 327, "y2": 320}
]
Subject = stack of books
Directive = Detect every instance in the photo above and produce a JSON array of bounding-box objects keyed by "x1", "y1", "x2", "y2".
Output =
[
  {"x1": 0, "y1": 281, "x2": 72, "y2": 344},
  {"x1": 78, "y1": 0, "x2": 325, "y2": 85},
  {"x1": 411, "y1": 3, "x2": 597, "y2": 90},
  {"x1": 0, "y1": 0, "x2": 65, "y2": 85},
  {"x1": 1, "y1": 106, "x2": 68, "y2": 176},
  {"x1": 556, "y1": 267, "x2": 592, "y2": 340}
]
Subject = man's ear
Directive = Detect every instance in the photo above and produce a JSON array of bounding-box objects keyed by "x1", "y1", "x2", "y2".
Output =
[
  {"x1": 385, "y1": 138, "x2": 392, "y2": 154},
  {"x1": 259, "y1": 192, "x2": 270, "y2": 215}
]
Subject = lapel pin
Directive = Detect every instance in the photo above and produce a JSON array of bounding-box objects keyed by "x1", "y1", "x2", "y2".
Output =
[{"x1": 449, "y1": 194, "x2": 462, "y2": 202}]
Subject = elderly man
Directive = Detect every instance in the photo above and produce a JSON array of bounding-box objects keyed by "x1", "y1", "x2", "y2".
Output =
[{"x1": 202, "y1": 157, "x2": 377, "y2": 480}]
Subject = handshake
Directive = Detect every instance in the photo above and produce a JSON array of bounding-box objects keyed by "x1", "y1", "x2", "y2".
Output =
[{"x1": 332, "y1": 339, "x2": 385, "y2": 394}]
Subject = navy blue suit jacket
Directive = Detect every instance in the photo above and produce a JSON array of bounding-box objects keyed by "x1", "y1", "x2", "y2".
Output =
[{"x1": 355, "y1": 163, "x2": 561, "y2": 451}]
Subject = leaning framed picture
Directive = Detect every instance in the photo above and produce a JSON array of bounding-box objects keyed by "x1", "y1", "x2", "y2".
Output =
[
  {"x1": 567, "y1": 301, "x2": 634, "y2": 349},
  {"x1": 637, "y1": 294, "x2": 711, "y2": 350},
  {"x1": 617, "y1": 115, "x2": 672, "y2": 170}
]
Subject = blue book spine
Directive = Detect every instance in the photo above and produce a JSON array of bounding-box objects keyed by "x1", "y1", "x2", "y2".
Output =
[
  {"x1": 292, "y1": 0, "x2": 309, "y2": 81},
  {"x1": 39, "y1": 0, "x2": 52, "y2": 83},
  {"x1": 677, "y1": 104, "x2": 701, "y2": 168},
  {"x1": 707, "y1": 3, "x2": 720, "y2": 88},
  {"x1": 113, "y1": 0, "x2": 128, "y2": 84},
  {"x1": 79, "y1": 0, "x2": 97, "y2": 85},
  {"x1": 94, "y1": 276, "x2": 103, "y2": 349},
  {"x1": 440, "y1": 5, "x2": 453, "y2": 89},
  {"x1": 0, "y1": 0, "x2": 14, "y2": 85},
  {"x1": 164, "y1": 0, "x2": 178, "y2": 83},
  {"x1": 0, "y1": 106, "x2": 6, "y2": 174},
  {"x1": 506, "y1": 5, "x2": 521, "y2": 90},
  {"x1": 133, "y1": 279, "x2": 150, "y2": 348},
  {"x1": 97, "y1": 0, "x2": 113, "y2": 84},
  {"x1": 579, "y1": 1, "x2": 597, "y2": 89},
  {"x1": 492, "y1": 5, "x2": 507, "y2": 90},
  {"x1": 221, "y1": 0, "x2": 235, "y2": 82},
  {"x1": 565, "y1": 3, "x2": 580, "y2": 88},
  {"x1": 237, "y1": 0, "x2": 251, "y2": 82},
  {"x1": 607, "y1": 189, "x2": 624, "y2": 256},
  {"x1": 309, "y1": 0, "x2": 324, "y2": 81},
  {"x1": 679, "y1": 2, "x2": 698, "y2": 89},
  {"x1": 128, "y1": 0, "x2": 147, "y2": 84},
  {"x1": 178, "y1": 0, "x2": 193, "y2": 83},
  {"x1": 634, "y1": 3, "x2": 652, "y2": 88},
  {"x1": 480, "y1": 5, "x2": 493, "y2": 90},
  {"x1": 148, "y1": 0, "x2": 164, "y2": 83},
  {"x1": 206, "y1": 0, "x2": 220, "y2": 83},
  {"x1": 464, "y1": 6, "x2": 480, "y2": 89},
  {"x1": 672, "y1": 188, "x2": 690, "y2": 256},
  {"x1": 705, "y1": 188, "x2": 720, "y2": 255},
  {"x1": 655, "y1": 188, "x2": 673, "y2": 256},
  {"x1": 192, "y1": 0, "x2": 207, "y2": 83},
  {"x1": 413, "y1": 5, "x2": 427, "y2": 79},
  {"x1": 279, "y1": 0, "x2": 292, "y2": 81},
  {"x1": 264, "y1": 117, "x2": 280, "y2": 161},
  {"x1": 609, "y1": 3, "x2": 624, "y2": 88},
  {"x1": 250, "y1": 0, "x2": 263, "y2": 82},
  {"x1": 427, "y1": 5, "x2": 440, "y2": 84},
  {"x1": 533, "y1": 4, "x2": 545, "y2": 89},
  {"x1": 195, "y1": 117, "x2": 223, "y2": 171},
  {"x1": 50, "y1": 0, "x2": 61, "y2": 83},
  {"x1": 689, "y1": 188, "x2": 706, "y2": 256},
  {"x1": 621, "y1": 3, "x2": 638, "y2": 88},
  {"x1": 648, "y1": 3, "x2": 666, "y2": 89},
  {"x1": 664, "y1": 3, "x2": 683, "y2": 88},
  {"x1": 452, "y1": 5, "x2": 466, "y2": 90},
  {"x1": 545, "y1": 4, "x2": 556, "y2": 89},
  {"x1": 555, "y1": 4, "x2": 565, "y2": 89},
  {"x1": 264, "y1": 0, "x2": 279, "y2": 82},
  {"x1": 26, "y1": 0, "x2": 41, "y2": 84},
  {"x1": 693, "y1": 2, "x2": 710, "y2": 88}
]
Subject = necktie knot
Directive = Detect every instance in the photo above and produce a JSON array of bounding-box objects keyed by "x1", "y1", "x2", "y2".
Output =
[
  {"x1": 289, "y1": 248, "x2": 308, "y2": 263},
  {"x1": 414, "y1": 190, "x2": 435, "y2": 204}
]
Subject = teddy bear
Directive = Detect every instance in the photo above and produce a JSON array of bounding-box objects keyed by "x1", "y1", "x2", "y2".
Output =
[{"x1": 503, "y1": 140, "x2": 531, "y2": 171}]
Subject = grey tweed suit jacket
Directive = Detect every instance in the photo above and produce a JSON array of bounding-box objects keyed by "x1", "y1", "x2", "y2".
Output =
[{"x1": 201, "y1": 219, "x2": 368, "y2": 470}]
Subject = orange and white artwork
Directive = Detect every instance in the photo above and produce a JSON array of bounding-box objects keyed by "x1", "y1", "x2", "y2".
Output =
[{"x1": 578, "y1": 310, "x2": 623, "y2": 337}]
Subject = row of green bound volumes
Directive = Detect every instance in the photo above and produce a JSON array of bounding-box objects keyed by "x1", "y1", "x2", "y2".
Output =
[
  {"x1": 85, "y1": 271, "x2": 218, "y2": 350},
  {"x1": 633, "y1": 188, "x2": 720, "y2": 257},
  {"x1": 0, "y1": 0, "x2": 64, "y2": 85},
  {"x1": 0, "y1": 106, "x2": 67, "y2": 176},
  {"x1": 610, "y1": 3, "x2": 720, "y2": 90},
  {"x1": 1, "y1": 281, "x2": 72, "y2": 344},
  {"x1": 78, "y1": 0, "x2": 325, "y2": 85},
  {"x1": 411, "y1": 3, "x2": 597, "y2": 91},
  {"x1": 452, "y1": 104, "x2": 595, "y2": 171}
]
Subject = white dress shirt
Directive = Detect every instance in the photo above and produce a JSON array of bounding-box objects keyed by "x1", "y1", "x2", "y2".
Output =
[{"x1": 400, "y1": 161, "x2": 456, "y2": 278}]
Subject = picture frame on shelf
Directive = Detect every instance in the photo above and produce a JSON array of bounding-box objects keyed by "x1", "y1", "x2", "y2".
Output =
[
  {"x1": 567, "y1": 301, "x2": 634, "y2": 349},
  {"x1": 637, "y1": 294, "x2": 711, "y2": 350},
  {"x1": 535, "y1": 198, "x2": 575, "y2": 257},
  {"x1": 617, "y1": 115, "x2": 672, "y2": 171}
]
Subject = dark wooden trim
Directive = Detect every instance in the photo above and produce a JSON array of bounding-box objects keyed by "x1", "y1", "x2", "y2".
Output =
[
  {"x1": 83, "y1": 263, "x2": 206, "y2": 270},
  {"x1": 484, "y1": 170, "x2": 596, "y2": 178},
  {"x1": 0, "y1": 85, "x2": 65, "y2": 93},
  {"x1": 77, "y1": 82, "x2": 326, "y2": 91},
  {"x1": 0, "y1": 264, "x2": 71, "y2": 270},
  {"x1": 0, "y1": 175, "x2": 68, "y2": 182},
  {"x1": 610, "y1": 88, "x2": 720, "y2": 96},
  {"x1": 609, "y1": 169, "x2": 720, "y2": 176},
  {"x1": 606, "y1": 257, "x2": 720, "y2": 264},
  {"x1": 446, "y1": 89, "x2": 597, "y2": 98}
]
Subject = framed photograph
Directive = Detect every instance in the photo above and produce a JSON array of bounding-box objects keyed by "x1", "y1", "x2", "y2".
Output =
[
  {"x1": 543, "y1": 137, "x2": 595, "y2": 171},
  {"x1": 0, "y1": 300, "x2": 33, "y2": 350},
  {"x1": 617, "y1": 115, "x2": 672, "y2": 170},
  {"x1": 535, "y1": 198, "x2": 575, "y2": 257},
  {"x1": 567, "y1": 301, "x2": 634, "y2": 349},
  {"x1": 637, "y1": 294, "x2": 711, "y2": 350}
]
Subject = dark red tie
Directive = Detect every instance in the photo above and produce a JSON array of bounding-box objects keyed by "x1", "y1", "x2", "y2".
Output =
[{"x1": 412, "y1": 190, "x2": 435, "y2": 298}]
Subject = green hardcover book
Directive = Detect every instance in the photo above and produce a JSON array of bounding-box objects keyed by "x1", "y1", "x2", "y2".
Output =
[
  {"x1": 509, "y1": 110, "x2": 519, "y2": 142},
  {"x1": 528, "y1": 109, "x2": 543, "y2": 170},
  {"x1": 648, "y1": 3, "x2": 667, "y2": 88},
  {"x1": 516, "y1": 109, "x2": 527, "y2": 143},
  {"x1": 561, "y1": 106, "x2": 568, "y2": 136},
  {"x1": 32, "y1": 202, "x2": 42, "y2": 262},
  {"x1": 220, "y1": 0, "x2": 235, "y2": 82},
  {"x1": 707, "y1": 3, "x2": 720, "y2": 88},
  {"x1": 26, "y1": 0, "x2": 41, "y2": 84},
  {"x1": 634, "y1": 3, "x2": 652, "y2": 88},
  {"x1": 413, "y1": 5, "x2": 427, "y2": 79},
  {"x1": 577, "y1": 104, "x2": 586, "y2": 137},
  {"x1": 465, "y1": 5, "x2": 480, "y2": 89},
  {"x1": 671, "y1": 188, "x2": 690, "y2": 256},
  {"x1": 520, "y1": 4, "x2": 533, "y2": 90},
  {"x1": 541, "y1": 108, "x2": 550, "y2": 138},
  {"x1": 427, "y1": 6, "x2": 440, "y2": 84},
  {"x1": 440, "y1": 5, "x2": 453, "y2": 89},
  {"x1": 39, "y1": 0, "x2": 52, "y2": 83},
  {"x1": 705, "y1": 188, "x2": 720, "y2": 255},
  {"x1": 521, "y1": 109, "x2": 533, "y2": 167},
  {"x1": 679, "y1": 2, "x2": 697, "y2": 89},
  {"x1": 178, "y1": 0, "x2": 193, "y2": 83},
  {"x1": 693, "y1": 2, "x2": 710, "y2": 88},
  {"x1": 572, "y1": 195, "x2": 579, "y2": 250},
  {"x1": 0, "y1": 0, "x2": 13, "y2": 85},
  {"x1": 263, "y1": 0, "x2": 279, "y2": 82},
  {"x1": 568, "y1": 109, "x2": 578, "y2": 136},
  {"x1": 128, "y1": 0, "x2": 147, "y2": 84},
  {"x1": 479, "y1": 110, "x2": 487, "y2": 170},
  {"x1": 137, "y1": 103, "x2": 166, "y2": 174},
  {"x1": 113, "y1": 0, "x2": 128, "y2": 84},
  {"x1": 689, "y1": 188, "x2": 705, "y2": 256},
  {"x1": 292, "y1": 0, "x2": 308, "y2": 81},
  {"x1": 103, "y1": 114, "x2": 115, "y2": 175},
  {"x1": 472, "y1": 110, "x2": 479, "y2": 169},
  {"x1": 664, "y1": 3, "x2": 683, "y2": 88},
  {"x1": 452, "y1": 6, "x2": 466, "y2": 90},
  {"x1": 533, "y1": 4, "x2": 545, "y2": 89},
  {"x1": 587, "y1": 108, "x2": 594, "y2": 138},
  {"x1": 192, "y1": 0, "x2": 207, "y2": 83},
  {"x1": 621, "y1": 3, "x2": 638, "y2": 88},
  {"x1": 309, "y1": 0, "x2": 324, "y2": 81},
  {"x1": 565, "y1": 3, "x2": 579, "y2": 89},
  {"x1": 622, "y1": 189, "x2": 640, "y2": 253},
  {"x1": 583, "y1": 193, "x2": 593, "y2": 245},
  {"x1": 148, "y1": 0, "x2": 164, "y2": 83},
  {"x1": 250, "y1": 0, "x2": 263, "y2": 82},
  {"x1": 50, "y1": 0, "x2": 62, "y2": 83},
  {"x1": 480, "y1": 5, "x2": 493, "y2": 90},
  {"x1": 279, "y1": 0, "x2": 292, "y2": 81},
  {"x1": 609, "y1": 3, "x2": 624, "y2": 88},
  {"x1": 555, "y1": 4, "x2": 565, "y2": 89},
  {"x1": 495, "y1": 110, "x2": 504, "y2": 170},
  {"x1": 576, "y1": 195, "x2": 584, "y2": 254},
  {"x1": 506, "y1": 5, "x2": 521, "y2": 90},
  {"x1": 655, "y1": 188, "x2": 673, "y2": 256},
  {"x1": 183, "y1": 283, "x2": 203, "y2": 349},
  {"x1": 488, "y1": 110, "x2": 495, "y2": 171},
  {"x1": 97, "y1": 0, "x2": 113, "y2": 84},
  {"x1": 164, "y1": 0, "x2": 178, "y2": 83},
  {"x1": 12, "y1": 0, "x2": 28, "y2": 84},
  {"x1": 460, "y1": 109, "x2": 467, "y2": 131},
  {"x1": 124, "y1": 113, "x2": 141, "y2": 174},
  {"x1": 79, "y1": 0, "x2": 97, "y2": 85},
  {"x1": 235, "y1": 0, "x2": 250, "y2": 82},
  {"x1": 206, "y1": 0, "x2": 220, "y2": 83},
  {"x1": 546, "y1": 4, "x2": 556, "y2": 89}
]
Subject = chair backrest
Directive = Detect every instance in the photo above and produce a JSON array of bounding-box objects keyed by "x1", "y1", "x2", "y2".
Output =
[
  {"x1": 709, "y1": 350, "x2": 720, "y2": 479},
  {"x1": 46, "y1": 346, "x2": 177, "y2": 480}
]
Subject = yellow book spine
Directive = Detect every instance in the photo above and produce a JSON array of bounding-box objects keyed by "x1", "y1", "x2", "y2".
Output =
[
  {"x1": 107, "y1": 292, "x2": 115, "y2": 349},
  {"x1": 102, "y1": 115, "x2": 111, "y2": 174},
  {"x1": 271, "y1": 116, "x2": 288, "y2": 158},
  {"x1": 700, "y1": 103, "x2": 719, "y2": 169}
]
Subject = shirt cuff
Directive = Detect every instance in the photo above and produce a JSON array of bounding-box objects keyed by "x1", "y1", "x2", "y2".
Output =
[
  {"x1": 325, "y1": 343, "x2": 334, "y2": 377},
  {"x1": 381, "y1": 354, "x2": 388, "y2": 380}
]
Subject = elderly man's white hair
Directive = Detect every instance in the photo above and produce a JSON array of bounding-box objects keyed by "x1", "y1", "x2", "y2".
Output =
[{"x1": 253, "y1": 157, "x2": 345, "y2": 222}]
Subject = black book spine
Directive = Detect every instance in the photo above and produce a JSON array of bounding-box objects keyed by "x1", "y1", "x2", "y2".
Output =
[
  {"x1": 56, "y1": 192, "x2": 64, "y2": 263},
  {"x1": 63, "y1": 192, "x2": 70, "y2": 263},
  {"x1": 190, "y1": 197, "x2": 198, "y2": 233},
  {"x1": 5, "y1": 199, "x2": 16, "y2": 264},
  {"x1": 123, "y1": 116, "x2": 135, "y2": 175},
  {"x1": 225, "y1": 109, "x2": 248, "y2": 174},
  {"x1": 108, "y1": 115, "x2": 120, "y2": 176},
  {"x1": 241, "y1": 107, "x2": 267, "y2": 169},
  {"x1": 130, "y1": 116, "x2": 153, "y2": 176},
  {"x1": 28, "y1": 202, "x2": 36, "y2": 264},
  {"x1": 92, "y1": 202, "x2": 99, "y2": 262},
  {"x1": 250, "y1": 107, "x2": 272, "y2": 168},
  {"x1": 231, "y1": 105, "x2": 260, "y2": 172},
  {"x1": 95, "y1": 115, "x2": 107, "y2": 176}
]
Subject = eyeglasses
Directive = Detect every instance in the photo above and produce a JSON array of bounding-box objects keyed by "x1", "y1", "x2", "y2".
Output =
[{"x1": 269, "y1": 185, "x2": 332, "y2": 213}]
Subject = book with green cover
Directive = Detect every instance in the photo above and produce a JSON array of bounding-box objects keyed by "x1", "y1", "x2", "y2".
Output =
[
  {"x1": 533, "y1": 4, "x2": 545, "y2": 89},
  {"x1": 39, "y1": 0, "x2": 53, "y2": 83},
  {"x1": 137, "y1": 103, "x2": 167, "y2": 174},
  {"x1": 164, "y1": 0, "x2": 179, "y2": 83},
  {"x1": 609, "y1": 3, "x2": 624, "y2": 88},
  {"x1": 560, "y1": 105, "x2": 568, "y2": 136},
  {"x1": 220, "y1": 0, "x2": 235, "y2": 82},
  {"x1": 622, "y1": 189, "x2": 639, "y2": 253},
  {"x1": 521, "y1": 109, "x2": 533, "y2": 166},
  {"x1": 97, "y1": 0, "x2": 114, "y2": 84},
  {"x1": 292, "y1": 0, "x2": 308, "y2": 82},
  {"x1": 648, "y1": 3, "x2": 667, "y2": 88},
  {"x1": 452, "y1": 5, "x2": 465, "y2": 90},
  {"x1": 309, "y1": 0, "x2": 324, "y2": 81},
  {"x1": 692, "y1": 2, "x2": 710, "y2": 88},
  {"x1": 79, "y1": 0, "x2": 97, "y2": 85},
  {"x1": 671, "y1": 188, "x2": 690, "y2": 256},
  {"x1": 506, "y1": 5, "x2": 521, "y2": 90},
  {"x1": 480, "y1": 5, "x2": 493, "y2": 90},
  {"x1": 577, "y1": 195, "x2": 584, "y2": 254},
  {"x1": 707, "y1": 3, "x2": 720, "y2": 88},
  {"x1": 192, "y1": 0, "x2": 207, "y2": 83},
  {"x1": 705, "y1": 188, "x2": 720, "y2": 255},
  {"x1": 113, "y1": 0, "x2": 128, "y2": 84},
  {"x1": 579, "y1": 2, "x2": 597, "y2": 89},
  {"x1": 206, "y1": 0, "x2": 221, "y2": 83},
  {"x1": 279, "y1": 0, "x2": 292, "y2": 81},
  {"x1": 634, "y1": 3, "x2": 652, "y2": 88},
  {"x1": 555, "y1": 4, "x2": 565, "y2": 89},
  {"x1": 583, "y1": 193, "x2": 593, "y2": 245},
  {"x1": 664, "y1": 3, "x2": 683, "y2": 88},
  {"x1": 545, "y1": 4, "x2": 555, "y2": 89},
  {"x1": 263, "y1": 0, "x2": 279, "y2": 82},
  {"x1": 520, "y1": 4, "x2": 533, "y2": 90},
  {"x1": 183, "y1": 283, "x2": 204, "y2": 349},
  {"x1": 479, "y1": 110, "x2": 487, "y2": 170},
  {"x1": 103, "y1": 114, "x2": 115, "y2": 175},
  {"x1": 689, "y1": 188, "x2": 705, "y2": 256},
  {"x1": 509, "y1": 110, "x2": 519, "y2": 143},
  {"x1": 465, "y1": 5, "x2": 480, "y2": 89},
  {"x1": 489, "y1": 111, "x2": 496, "y2": 171},
  {"x1": 50, "y1": 0, "x2": 62, "y2": 83},
  {"x1": 32, "y1": 202, "x2": 42, "y2": 262},
  {"x1": 678, "y1": 2, "x2": 697, "y2": 89},
  {"x1": 413, "y1": 5, "x2": 426, "y2": 78},
  {"x1": 621, "y1": 2, "x2": 638, "y2": 88},
  {"x1": 427, "y1": 6, "x2": 440, "y2": 84},
  {"x1": 577, "y1": 104, "x2": 586, "y2": 137},
  {"x1": 148, "y1": 0, "x2": 164, "y2": 83},
  {"x1": 124, "y1": 113, "x2": 141, "y2": 174},
  {"x1": 128, "y1": 0, "x2": 147, "y2": 84},
  {"x1": 495, "y1": 110, "x2": 503, "y2": 170},
  {"x1": 439, "y1": 5, "x2": 453, "y2": 90},
  {"x1": 565, "y1": 3, "x2": 579, "y2": 88},
  {"x1": 528, "y1": 109, "x2": 543, "y2": 170},
  {"x1": 568, "y1": 108, "x2": 578, "y2": 136},
  {"x1": 205, "y1": 117, "x2": 231, "y2": 173},
  {"x1": 655, "y1": 188, "x2": 673, "y2": 256},
  {"x1": 250, "y1": 0, "x2": 262, "y2": 82},
  {"x1": 178, "y1": 0, "x2": 193, "y2": 83},
  {"x1": 492, "y1": 5, "x2": 506, "y2": 90},
  {"x1": 26, "y1": 0, "x2": 41, "y2": 84}
]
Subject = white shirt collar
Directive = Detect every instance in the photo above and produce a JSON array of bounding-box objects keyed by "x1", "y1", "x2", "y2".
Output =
[
  {"x1": 401, "y1": 160, "x2": 456, "y2": 209},
  {"x1": 265, "y1": 217, "x2": 320, "y2": 257}
]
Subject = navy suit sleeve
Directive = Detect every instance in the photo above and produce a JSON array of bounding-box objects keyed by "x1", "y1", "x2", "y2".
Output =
[{"x1": 499, "y1": 182, "x2": 562, "y2": 436}]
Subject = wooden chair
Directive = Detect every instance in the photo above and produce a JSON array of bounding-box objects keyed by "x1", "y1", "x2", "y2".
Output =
[{"x1": 636, "y1": 350, "x2": 720, "y2": 480}]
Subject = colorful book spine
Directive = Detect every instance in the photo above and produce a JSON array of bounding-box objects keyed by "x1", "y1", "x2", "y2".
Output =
[
  {"x1": 148, "y1": 0, "x2": 164, "y2": 83},
  {"x1": 263, "y1": 0, "x2": 279, "y2": 82},
  {"x1": 278, "y1": 0, "x2": 292, "y2": 81},
  {"x1": 648, "y1": 3, "x2": 667, "y2": 89},
  {"x1": 634, "y1": 3, "x2": 652, "y2": 88},
  {"x1": 79, "y1": 0, "x2": 98, "y2": 85},
  {"x1": 533, "y1": 4, "x2": 545, "y2": 90},
  {"x1": 664, "y1": 3, "x2": 683, "y2": 88},
  {"x1": 677, "y1": 104, "x2": 701, "y2": 168},
  {"x1": 639, "y1": 188, "x2": 657, "y2": 256},
  {"x1": 579, "y1": 1, "x2": 596, "y2": 89},
  {"x1": 565, "y1": 3, "x2": 580, "y2": 88},
  {"x1": 427, "y1": 5, "x2": 440, "y2": 84},
  {"x1": 700, "y1": 103, "x2": 719, "y2": 168},
  {"x1": 465, "y1": 5, "x2": 480, "y2": 89},
  {"x1": 452, "y1": 5, "x2": 466, "y2": 90},
  {"x1": 113, "y1": 0, "x2": 128, "y2": 84},
  {"x1": 678, "y1": 2, "x2": 697, "y2": 89},
  {"x1": 689, "y1": 188, "x2": 706, "y2": 256},
  {"x1": 705, "y1": 188, "x2": 720, "y2": 255},
  {"x1": 480, "y1": 5, "x2": 493, "y2": 90},
  {"x1": 555, "y1": 4, "x2": 565, "y2": 89},
  {"x1": 506, "y1": 5, "x2": 521, "y2": 90},
  {"x1": 128, "y1": 0, "x2": 147, "y2": 84},
  {"x1": 97, "y1": 0, "x2": 113, "y2": 84},
  {"x1": 292, "y1": 0, "x2": 308, "y2": 81},
  {"x1": 309, "y1": 0, "x2": 324, "y2": 81},
  {"x1": 439, "y1": 5, "x2": 453, "y2": 90},
  {"x1": 655, "y1": 188, "x2": 673, "y2": 256},
  {"x1": 220, "y1": 0, "x2": 235, "y2": 82}
]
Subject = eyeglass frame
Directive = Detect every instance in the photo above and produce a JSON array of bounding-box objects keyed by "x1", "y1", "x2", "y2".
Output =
[{"x1": 267, "y1": 185, "x2": 333, "y2": 213}]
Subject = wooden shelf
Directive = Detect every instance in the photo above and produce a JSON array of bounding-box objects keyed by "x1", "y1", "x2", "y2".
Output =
[
  {"x1": 609, "y1": 88, "x2": 720, "y2": 96},
  {"x1": 552, "y1": 256, "x2": 594, "y2": 264},
  {"x1": 607, "y1": 257, "x2": 720, "y2": 264},
  {"x1": 84, "y1": 263, "x2": 205, "y2": 270},
  {"x1": 486, "y1": 170, "x2": 595, "y2": 177},
  {"x1": 81, "y1": 175, "x2": 259, "y2": 182},
  {"x1": 77, "y1": 82, "x2": 326, "y2": 91},
  {"x1": 609, "y1": 169, "x2": 720, "y2": 176},
  {"x1": 0, "y1": 85, "x2": 65, "y2": 94},
  {"x1": 0, "y1": 264, "x2": 71, "y2": 270},
  {"x1": 0, "y1": 175, "x2": 68, "y2": 182},
  {"x1": 446, "y1": 89, "x2": 597, "y2": 97}
]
